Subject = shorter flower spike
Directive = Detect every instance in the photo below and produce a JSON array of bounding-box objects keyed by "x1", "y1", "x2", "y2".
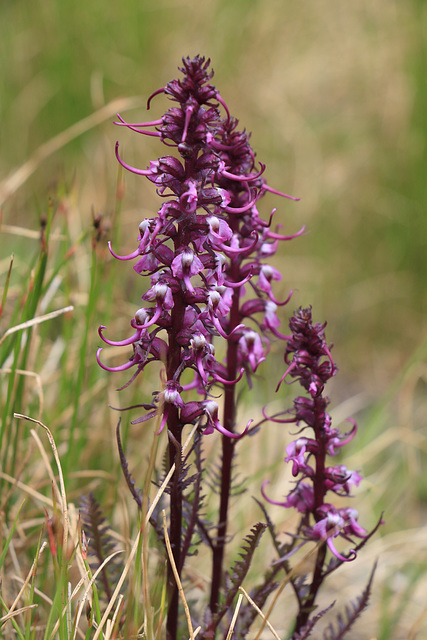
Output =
[{"x1": 263, "y1": 307, "x2": 381, "y2": 565}]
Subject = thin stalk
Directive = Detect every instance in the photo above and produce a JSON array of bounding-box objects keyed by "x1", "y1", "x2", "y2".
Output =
[
  {"x1": 294, "y1": 544, "x2": 327, "y2": 632},
  {"x1": 294, "y1": 396, "x2": 328, "y2": 633},
  {"x1": 165, "y1": 224, "x2": 188, "y2": 640},
  {"x1": 209, "y1": 278, "x2": 241, "y2": 615},
  {"x1": 0, "y1": 253, "x2": 13, "y2": 322},
  {"x1": 166, "y1": 407, "x2": 182, "y2": 640}
]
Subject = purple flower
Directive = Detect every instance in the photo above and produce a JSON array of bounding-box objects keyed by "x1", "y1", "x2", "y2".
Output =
[
  {"x1": 156, "y1": 381, "x2": 185, "y2": 434},
  {"x1": 237, "y1": 330, "x2": 266, "y2": 373},
  {"x1": 257, "y1": 264, "x2": 282, "y2": 300},
  {"x1": 262, "y1": 481, "x2": 315, "y2": 513},
  {"x1": 205, "y1": 215, "x2": 233, "y2": 247},
  {"x1": 285, "y1": 437, "x2": 316, "y2": 477},
  {"x1": 339, "y1": 507, "x2": 368, "y2": 539},
  {"x1": 307, "y1": 508, "x2": 356, "y2": 562},
  {"x1": 171, "y1": 248, "x2": 204, "y2": 293},
  {"x1": 97, "y1": 57, "x2": 309, "y2": 640},
  {"x1": 324, "y1": 465, "x2": 363, "y2": 495},
  {"x1": 180, "y1": 400, "x2": 250, "y2": 439}
]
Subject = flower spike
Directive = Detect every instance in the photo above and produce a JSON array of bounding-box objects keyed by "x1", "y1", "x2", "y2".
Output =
[{"x1": 263, "y1": 307, "x2": 381, "y2": 582}]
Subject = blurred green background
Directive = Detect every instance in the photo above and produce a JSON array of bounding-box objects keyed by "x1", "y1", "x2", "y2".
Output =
[
  {"x1": 1, "y1": 3, "x2": 427, "y2": 637},
  {"x1": 1, "y1": 0, "x2": 426, "y2": 397}
]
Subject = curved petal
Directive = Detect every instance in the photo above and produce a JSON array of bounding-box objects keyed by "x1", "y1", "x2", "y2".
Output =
[
  {"x1": 267, "y1": 225, "x2": 306, "y2": 241},
  {"x1": 214, "y1": 418, "x2": 252, "y2": 439},
  {"x1": 215, "y1": 91, "x2": 230, "y2": 121},
  {"x1": 96, "y1": 348, "x2": 136, "y2": 372},
  {"x1": 261, "y1": 406, "x2": 296, "y2": 424},
  {"x1": 223, "y1": 270, "x2": 253, "y2": 288},
  {"x1": 220, "y1": 163, "x2": 265, "y2": 182},
  {"x1": 220, "y1": 232, "x2": 259, "y2": 256},
  {"x1": 210, "y1": 314, "x2": 245, "y2": 340},
  {"x1": 131, "y1": 409, "x2": 158, "y2": 425},
  {"x1": 326, "y1": 538, "x2": 356, "y2": 562},
  {"x1": 114, "y1": 112, "x2": 162, "y2": 128},
  {"x1": 147, "y1": 86, "x2": 166, "y2": 109},
  {"x1": 261, "y1": 481, "x2": 288, "y2": 507},
  {"x1": 339, "y1": 419, "x2": 358, "y2": 446},
  {"x1": 212, "y1": 367, "x2": 244, "y2": 386},
  {"x1": 261, "y1": 183, "x2": 300, "y2": 201},
  {"x1": 108, "y1": 240, "x2": 143, "y2": 261},
  {"x1": 115, "y1": 142, "x2": 152, "y2": 175},
  {"x1": 181, "y1": 102, "x2": 196, "y2": 143},
  {"x1": 156, "y1": 406, "x2": 169, "y2": 435},
  {"x1": 223, "y1": 192, "x2": 258, "y2": 214},
  {"x1": 98, "y1": 326, "x2": 141, "y2": 347},
  {"x1": 268, "y1": 288, "x2": 294, "y2": 307},
  {"x1": 276, "y1": 361, "x2": 297, "y2": 392}
]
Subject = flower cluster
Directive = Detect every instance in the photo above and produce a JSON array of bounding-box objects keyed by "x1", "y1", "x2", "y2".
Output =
[
  {"x1": 97, "y1": 56, "x2": 301, "y2": 437},
  {"x1": 263, "y1": 307, "x2": 367, "y2": 562}
]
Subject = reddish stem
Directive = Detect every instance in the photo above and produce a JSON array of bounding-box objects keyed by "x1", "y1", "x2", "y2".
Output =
[
  {"x1": 294, "y1": 397, "x2": 328, "y2": 632},
  {"x1": 165, "y1": 224, "x2": 190, "y2": 640},
  {"x1": 209, "y1": 264, "x2": 241, "y2": 616}
]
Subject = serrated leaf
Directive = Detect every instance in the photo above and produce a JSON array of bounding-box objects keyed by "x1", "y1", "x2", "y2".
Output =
[
  {"x1": 322, "y1": 561, "x2": 377, "y2": 640},
  {"x1": 79, "y1": 493, "x2": 121, "y2": 601},
  {"x1": 116, "y1": 419, "x2": 142, "y2": 509},
  {"x1": 207, "y1": 522, "x2": 267, "y2": 635}
]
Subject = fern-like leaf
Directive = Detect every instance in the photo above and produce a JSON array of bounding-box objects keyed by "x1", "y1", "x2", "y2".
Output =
[
  {"x1": 206, "y1": 522, "x2": 266, "y2": 635},
  {"x1": 254, "y1": 497, "x2": 292, "y2": 559},
  {"x1": 116, "y1": 419, "x2": 142, "y2": 509},
  {"x1": 79, "y1": 493, "x2": 121, "y2": 602},
  {"x1": 180, "y1": 436, "x2": 209, "y2": 565},
  {"x1": 228, "y1": 522, "x2": 267, "y2": 591},
  {"x1": 322, "y1": 561, "x2": 377, "y2": 640},
  {"x1": 291, "y1": 602, "x2": 335, "y2": 640}
]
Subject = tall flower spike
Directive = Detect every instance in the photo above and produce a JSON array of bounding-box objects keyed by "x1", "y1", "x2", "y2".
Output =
[
  {"x1": 97, "y1": 57, "x2": 301, "y2": 639},
  {"x1": 99, "y1": 55, "x2": 301, "y2": 428}
]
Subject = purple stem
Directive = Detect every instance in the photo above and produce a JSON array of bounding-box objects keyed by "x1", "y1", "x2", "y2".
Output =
[
  {"x1": 209, "y1": 264, "x2": 241, "y2": 616},
  {"x1": 165, "y1": 225, "x2": 189, "y2": 640},
  {"x1": 294, "y1": 543, "x2": 327, "y2": 632},
  {"x1": 294, "y1": 396, "x2": 328, "y2": 632}
]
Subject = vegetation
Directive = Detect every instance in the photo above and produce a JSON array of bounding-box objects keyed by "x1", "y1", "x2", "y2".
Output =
[{"x1": 1, "y1": 2, "x2": 427, "y2": 638}]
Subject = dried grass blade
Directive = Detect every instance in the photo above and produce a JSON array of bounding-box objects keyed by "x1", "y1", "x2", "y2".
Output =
[
  {"x1": 0, "y1": 470, "x2": 52, "y2": 507},
  {"x1": 92, "y1": 423, "x2": 198, "y2": 640},
  {"x1": 239, "y1": 587, "x2": 281, "y2": 640},
  {"x1": 104, "y1": 594, "x2": 124, "y2": 640},
  {"x1": 92, "y1": 533, "x2": 141, "y2": 640},
  {"x1": 14, "y1": 414, "x2": 69, "y2": 552},
  {"x1": 162, "y1": 510, "x2": 195, "y2": 640},
  {"x1": 30, "y1": 428, "x2": 61, "y2": 505},
  {"x1": 71, "y1": 550, "x2": 124, "y2": 640},
  {"x1": 8, "y1": 541, "x2": 47, "y2": 615},
  {"x1": 0, "y1": 306, "x2": 74, "y2": 346},
  {"x1": 0, "y1": 97, "x2": 145, "y2": 206},
  {"x1": 225, "y1": 593, "x2": 244, "y2": 640},
  {"x1": 0, "y1": 604, "x2": 38, "y2": 624}
]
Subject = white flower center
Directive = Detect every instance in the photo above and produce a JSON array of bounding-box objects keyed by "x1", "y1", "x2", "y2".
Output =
[{"x1": 135, "y1": 308, "x2": 149, "y2": 325}]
